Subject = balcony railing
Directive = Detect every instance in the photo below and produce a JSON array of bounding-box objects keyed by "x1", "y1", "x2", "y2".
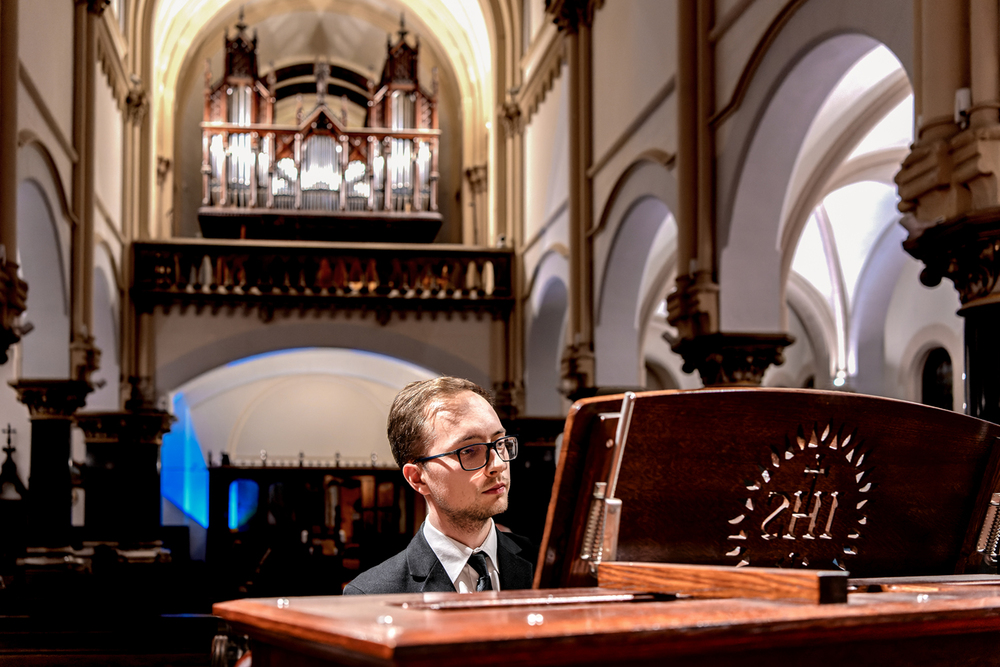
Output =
[{"x1": 132, "y1": 240, "x2": 513, "y2": 321}]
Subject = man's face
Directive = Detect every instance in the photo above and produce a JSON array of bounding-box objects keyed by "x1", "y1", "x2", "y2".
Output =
[{"x1": 412, "y1": 391, "x2": 510, "y2": 532}]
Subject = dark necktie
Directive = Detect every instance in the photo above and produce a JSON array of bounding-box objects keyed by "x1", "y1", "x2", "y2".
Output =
[{"x1": 467, "y1": 551, "x2": 493, "y2": 591}]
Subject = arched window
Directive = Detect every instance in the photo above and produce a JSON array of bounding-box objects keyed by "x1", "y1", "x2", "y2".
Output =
[{"x1": 921, "y1": 347, "x2": 953, "y2": 411}]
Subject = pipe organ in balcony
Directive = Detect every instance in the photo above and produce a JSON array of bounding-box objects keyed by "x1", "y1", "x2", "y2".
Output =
[{"x1": 200, "y1": 17, "x2": 441, "y2": 243}]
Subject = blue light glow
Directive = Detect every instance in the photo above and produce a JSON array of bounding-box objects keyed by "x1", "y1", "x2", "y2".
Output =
[
  {"x1": 160, "y1": 393, "x2": 209, "y2": 527},
  {"x1": 228, "y1": 479, "x2": 259, "y2": 531}
]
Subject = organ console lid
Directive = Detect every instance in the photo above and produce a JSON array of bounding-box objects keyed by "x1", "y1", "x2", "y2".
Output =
[{"x1": 535, "y1": 388, "x2": 1000, "y2": 593}]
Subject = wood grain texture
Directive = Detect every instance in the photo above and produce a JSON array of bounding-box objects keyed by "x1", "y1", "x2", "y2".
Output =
[
  {"x1": 598, "y1": 561, "x2": 848, "y2": 604},
  {"x1": 535, "y1": 388, "x2": 1000, "y2": 589},
  {"x1": 214, "y1": 585, "x2": 1000, "y2": 666}
]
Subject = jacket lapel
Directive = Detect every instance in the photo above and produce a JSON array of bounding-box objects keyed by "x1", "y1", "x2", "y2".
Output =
[
  {"x1": 496, "y1": 529, "x2": 535, "y2": 590},
  {"x1": 405, "y1": 527, "x2": 456, "y2": 593}
]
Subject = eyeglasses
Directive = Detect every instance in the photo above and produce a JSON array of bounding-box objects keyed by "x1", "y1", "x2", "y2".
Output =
[{"x1": 414, "y1": 435, "x2": 519, "y2": 471}]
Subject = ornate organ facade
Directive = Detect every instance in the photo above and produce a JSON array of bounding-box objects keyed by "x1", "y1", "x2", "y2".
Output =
[{"x1": 200, "y1": 18, "x2": 441, "y2": 242}]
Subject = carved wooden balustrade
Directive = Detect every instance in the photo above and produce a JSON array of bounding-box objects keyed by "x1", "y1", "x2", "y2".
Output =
[{"x1": 131, "y1": 240, "x2": 513, "y2": 321}]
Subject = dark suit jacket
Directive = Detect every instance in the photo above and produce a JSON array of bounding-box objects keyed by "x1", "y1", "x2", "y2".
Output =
[{"x1": 343, "y1": 526, "x2": 535, "y2": 595}]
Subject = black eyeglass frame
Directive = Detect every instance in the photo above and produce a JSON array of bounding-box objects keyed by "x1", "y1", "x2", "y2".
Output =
[{"x1": 413, "y1": 435, "x2": 519, "y2": 471}]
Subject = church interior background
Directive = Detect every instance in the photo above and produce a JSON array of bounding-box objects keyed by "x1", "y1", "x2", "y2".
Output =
[{"x1": 2, "y1": 0, "x2": 997, "y2": 658}]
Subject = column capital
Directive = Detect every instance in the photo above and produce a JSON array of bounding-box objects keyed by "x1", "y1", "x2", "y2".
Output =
[
  {"x1": 672, "y1": 333, "x2": 795, "y2": 387},
  {"x1": 903, "y1": 207, "x2": 1000, "y2": 306},
  {"x1": 491, "y1": 380, "x2": 524, "y2": 420},
  {"x1": 10, "y1": 379, "x2": 92, "y2": 419},
  {"x1": 547, "y1": 0, "x2": 603, "y2": 33},
  {"x1": 75, "y1": 409, "x2": 175, "y2": 446},
  {"x1": 77, "y1": 0, "x2": 111, "y2": 16},
  {"x1": 0, "y1": 261, "x2": 28, "y2": 363},
  {"x1": 560, "y1": 342, "x2": 595, "y2": 401}
]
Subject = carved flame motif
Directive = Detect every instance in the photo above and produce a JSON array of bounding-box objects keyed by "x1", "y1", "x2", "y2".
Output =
[{"x1": 725, "y1": 421, "x2": 874, "y2": 570}]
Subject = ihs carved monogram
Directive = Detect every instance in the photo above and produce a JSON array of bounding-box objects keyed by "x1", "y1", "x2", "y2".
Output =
[{"x1": 726, "y1": 421, "x2": 874, "y2": 570}]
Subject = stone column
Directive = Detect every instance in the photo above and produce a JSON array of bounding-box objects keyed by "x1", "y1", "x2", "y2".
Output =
[
  {"x1": 896, "y1": 1, "x2": 1000, "y2": 422},
  {"x1": 75, "y1": 409, "x2": 174, "y2": 542},
  {"x1": 668, "y1": 0, "x2": 793, "y2": 386},
  {"x1": 549, "y1": 0, "x2": 599, "y2": 400},
  {"x1": 10, "y1": 380, "x2": 93, "y2": 546},
  {"x1": 0, "y1": 0, "x2": 29, "y2": 364},
  {"x1": 69, "y1": 0, "x2": 106, "y2": 384}
]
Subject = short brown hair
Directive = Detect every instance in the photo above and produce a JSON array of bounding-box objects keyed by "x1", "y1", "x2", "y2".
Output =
[{"x1": 387, "y1": 377, "x2": 494, "y2": 467}]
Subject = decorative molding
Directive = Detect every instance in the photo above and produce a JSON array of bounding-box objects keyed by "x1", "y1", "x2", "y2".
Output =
[
  {"x1": 464, "y1": 164, "x2": 488, "y2": 195},
  {"x1": 125, "y1": 77, "x2": 149, "y2": 123},
  {"x1": 76, "y1": 410, "x2": 175, "y2": 446},
  {"x1": 0, "y1": 262, "x2": 28, "y2": 364},
  {"x1": 17, "y1": 64, "x2": 79, "y2": 163},
  {"x1": 500, "y1": 95, "x2": 523, "y2": 137},
  {"x1": 709, "y1": 0, "x2": 756, "y2": 43},
  {"x1": 96, "y1": 16, "x2": 131, "y2": 113},
  {"x1": 666, "y1": 270, "x2": 719, "y2": 342},
  {"x1": 709, "y1": 0, "x2": 808, "y2": 127},
  {"x1": 587, "y1": 77, "x2": 676, "y2": 180},
  {"x1": 517, "y1": 29, "x2": 568, "y2": 126},
  {"x1": 546, "y1": 0, "x2": 604, "y2": 34},
  {"x1": 84, "y1": 0, "x2": 111, "y2": 16},
  {"x1": 672, "y1": 332, "x2": 795, "y2": 387},
  {"x1": 903, "y1": 208, "x2": 1000, "y2": 305},
  {"x1": 70, "y1": 334, "x2": 102, "y2": 385},
  {"x1": 521, "y1": 200, "x2": 569, "y2": 255},
  {"x1": 492, "y1": 380, "x2": 524, "y2": 420},
  {"x1": 559, "y1": 342, "x2": 595, "y2": 399},
  {"x1": 10, "y1": 379, "x2": 93, "y2": 419}
]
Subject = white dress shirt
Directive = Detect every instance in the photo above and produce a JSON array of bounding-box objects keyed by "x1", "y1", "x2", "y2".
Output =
[{"x1": 422, "y1": 518, "x2": 501, "y2": 592}]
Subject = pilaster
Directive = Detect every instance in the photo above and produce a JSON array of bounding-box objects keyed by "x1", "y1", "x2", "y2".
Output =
[
  {"x1": 0, "y1": 0, "x2": 28, "y2": 364},
  {"x1": 549, "y1": 0, "x2": 600, "y2": 397},
  {"x1": 896, "y1": 0, "x2": 1000, "y2": 420},
  {"x1": 76, "y1": 409, "x2": 174, "y2": 538},
  {"x1": 10, "y1": 379, "x2": 93, "y2": 546}
]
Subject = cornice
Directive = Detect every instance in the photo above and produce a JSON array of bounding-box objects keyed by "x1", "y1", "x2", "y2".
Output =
[{"x1": 516, "y1": 30, "x2": 568, "y2": 127}]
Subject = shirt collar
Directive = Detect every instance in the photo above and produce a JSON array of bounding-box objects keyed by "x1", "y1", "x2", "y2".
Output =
[{"x1": 422, "y1": 518, "x2": 498, "y2": 586}]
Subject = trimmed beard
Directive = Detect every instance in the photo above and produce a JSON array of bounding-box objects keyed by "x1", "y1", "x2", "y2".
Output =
[{"x1": 428, "y1": 487, "x2": 509, "y2": 536}]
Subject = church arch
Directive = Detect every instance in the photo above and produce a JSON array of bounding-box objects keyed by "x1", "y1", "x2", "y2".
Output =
[
  {"x1": 16, "y1": 179, "x2": 70, "y2": 379},
  {"x1": 717, "y1": 0, "x2": 912, "y2": 332}
]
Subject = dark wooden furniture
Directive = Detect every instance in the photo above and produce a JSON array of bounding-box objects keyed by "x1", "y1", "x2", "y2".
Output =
[
  {"x1": 214, "y1": 582, "x2": 1000, "y2": 666},
  {"x1": 537, "y1": 388, "x2": 1000, "y2": 587},
  {"x1": 213, "y1": 389, "x2": 1000, "y2": 664}
]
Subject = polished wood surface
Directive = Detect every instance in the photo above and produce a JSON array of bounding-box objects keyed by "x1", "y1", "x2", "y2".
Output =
[
  {"x1": 597, "y1": 561, "x2": 848, "y2": 604},
  {"x1": 214, "y1": 585, "x2": 1000, "y2": 666},
  {"x1": 536, "y1": 388, "x2": 1000, "y2": 588}
]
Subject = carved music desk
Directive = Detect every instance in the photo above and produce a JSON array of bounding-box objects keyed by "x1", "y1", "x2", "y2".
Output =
[{"x1": 215, "y1": 389, "x2": 1000, "y2": 665}]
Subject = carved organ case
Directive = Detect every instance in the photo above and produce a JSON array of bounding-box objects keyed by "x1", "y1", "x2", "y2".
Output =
[{"x1": 200, "y1": 18, "x2": 442, "y2": 242}]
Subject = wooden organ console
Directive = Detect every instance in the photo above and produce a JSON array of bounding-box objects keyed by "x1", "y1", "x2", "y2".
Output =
[
  {"x1": 214, "y1": 388, "x2": 1000, "y2": 665},
  {"x1": 200, "y1": 16, "x2": 441, "y2": 243}
]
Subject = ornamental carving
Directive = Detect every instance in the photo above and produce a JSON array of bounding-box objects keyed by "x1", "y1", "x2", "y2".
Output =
[
  {"x1": 0, "y1": 262, "x2": 28, "y2": 364},
  {"x1": 75, "y1": 410, "x2": 176, "y2": 446},
  {"x1": 10, "y1": 379, "x2": 92, "y2": 419},
  {"x1": 726, "y1": 421, "x2": 873, "y2": 570},
  {"x1": 546, "y1": 0, "x2": 604, "y2": 33},
  {"x1": 902, "y1": 209, "x2": 1000, "y2": 305},
  {"x1": 671, "y1": 332, "x2": 794, "y2": 387}
]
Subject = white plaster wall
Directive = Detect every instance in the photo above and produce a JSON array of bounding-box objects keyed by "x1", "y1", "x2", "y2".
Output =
[
  {"x1": 523, "y1": 65, "x2": 569, "y2": 252},
  {"x1": 177, "y1": 348, "x2": 436, "y2": 465},
  {"x1": 525, "y1": 0, "x2": 547, "y2": 47},
  {"x1": 153, "y1": 311, "x2": 497, "y2": 398},
  {"x1": 884, "y1": 257, "x2": 964, "y2": 407},
  {"x1": 763, "y1": 305, "x2": 817, "y2": 388},
  {"x1": 590, "y1": 0, "x2": 675, "y2": 164},
  {"x1": 86, "y1": 265, "x2": 121, "y2": 411},
  {"x1": 17, "y1": 180, "x2": 70, "y2": 379},
  {"x1": 713, "y1": 0, "x2": 788, "y2": 114},
  {"x1": 19, "y1": 0, "x2": 75, "y2": 152},
  {"x1": 94, "y1": 63, "x2": 123, "y2": 234}
]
